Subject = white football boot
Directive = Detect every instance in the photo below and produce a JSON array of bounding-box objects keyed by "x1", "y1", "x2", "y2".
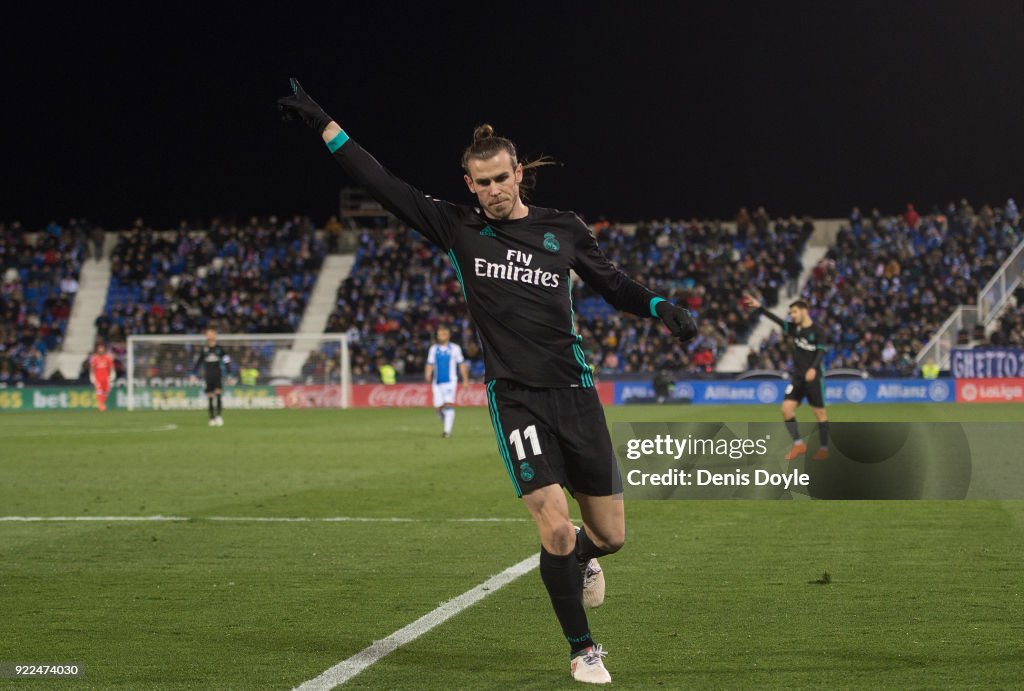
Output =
[
  {"x1": 571, "y1": 644, "x2": 611, "y2": 684},
  {"x1": 582, "y1": 559, "x2": 605, "y2": 609},
  {"x1": 575, "y1": 527, "x2": 606, "y2": 608}
]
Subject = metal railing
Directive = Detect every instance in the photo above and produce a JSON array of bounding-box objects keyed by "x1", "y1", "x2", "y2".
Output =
[
  {"x1": 915, "y1": 306, "x2": 978, "y2": 369},
  {"x1": 915, "y1": 238, "x2": 1024, "y2": 369},
  {"x1": 978, "y1": 239, "x2": 1024, "y2": 324}
]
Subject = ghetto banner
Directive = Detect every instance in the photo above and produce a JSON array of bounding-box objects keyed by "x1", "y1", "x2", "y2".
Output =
[{"x1": 950, "y1": 348, "x2": 1024, "y2": 379}]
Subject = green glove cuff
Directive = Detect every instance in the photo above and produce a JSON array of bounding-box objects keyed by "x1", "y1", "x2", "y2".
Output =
[
  {"x1": 326, "y1": 129, "x2": 350, "y2": 153},
  {"x1": 650, "y1": 297, "x2": 666, "y2": 318}
]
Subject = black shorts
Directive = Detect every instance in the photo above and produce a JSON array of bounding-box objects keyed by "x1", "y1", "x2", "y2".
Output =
[
  {"x1": 784, "y1": 374, "x2": 825, "y2": 408},
  {"x1": 204, "y1": 373, "x2": 223, "y2": 394},
  {"x1": 485, "y1": 380, "x2": 622, "y2": 498}
]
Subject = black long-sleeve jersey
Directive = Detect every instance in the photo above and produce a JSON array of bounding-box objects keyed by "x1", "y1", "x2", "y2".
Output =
[
  {"x1": 330, "y1": 134, "x2": 666, "y2": 388},
  {"x1": 759, "y1": 307, "x2": 827, "y2": 374},
  {"x1": 193, "y1": 345, "x2": 230, "y2": 381}
]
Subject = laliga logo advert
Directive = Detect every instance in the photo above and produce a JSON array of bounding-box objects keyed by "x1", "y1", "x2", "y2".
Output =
[{"x1": 956, "y1": 378, "x2": 1024, "y2": 403}]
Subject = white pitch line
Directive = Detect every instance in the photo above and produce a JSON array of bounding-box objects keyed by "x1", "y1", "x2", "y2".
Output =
[
  {"x1": 0, "y1": 515, "x2": 189, "y2": 522},
  {"x1": 0, "y1": 515, "x2": 529, "y2": 524},
  {"x1": 293, "y1": 553, "x2": 539, "y2": 690},
  {"x1": 206, "y1": 516, "x2": 417, "y2": 523}
]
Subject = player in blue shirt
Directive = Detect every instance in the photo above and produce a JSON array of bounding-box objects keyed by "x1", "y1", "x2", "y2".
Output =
[{"x1": 425, "y1": 326, "x2": 469, "y2": 438}]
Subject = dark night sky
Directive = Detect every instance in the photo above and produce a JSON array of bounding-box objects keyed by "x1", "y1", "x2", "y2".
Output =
[{"x1": 2, "y1": 2, "x2": 1022, "y2": 229}]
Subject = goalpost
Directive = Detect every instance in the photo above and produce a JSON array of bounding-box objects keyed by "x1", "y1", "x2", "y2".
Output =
[{"x1": 125, "y1": 333, "x2": 351, "y2": 411}]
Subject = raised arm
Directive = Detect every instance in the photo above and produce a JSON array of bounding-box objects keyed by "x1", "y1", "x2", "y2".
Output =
[
  {"x1": 278, "y1": 79, "x2": 455, "y2": 249},
  {"x1": 742, "y1": 294, "x2": 788, "y2": 332}
]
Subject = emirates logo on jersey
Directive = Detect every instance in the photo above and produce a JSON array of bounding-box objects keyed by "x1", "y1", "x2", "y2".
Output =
[{"x1": 474, "y1": 249, "x2": 560, "y2": 288}]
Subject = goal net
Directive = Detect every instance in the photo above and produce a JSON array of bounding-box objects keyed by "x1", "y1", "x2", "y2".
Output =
[{"x1": 125, "y1": 333, "x2": 350, "y2": 411}]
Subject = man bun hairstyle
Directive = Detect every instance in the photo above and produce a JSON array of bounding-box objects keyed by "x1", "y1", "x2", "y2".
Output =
[
  {"x1": 461, "y1": 123, "x2": 555, "y2": 200},
  {"x1": 789, "y1": 299, "x2": 809, "y2": 310},
  {"x1": 462, "y1": 124, "x2": 519, "y2": 170}
]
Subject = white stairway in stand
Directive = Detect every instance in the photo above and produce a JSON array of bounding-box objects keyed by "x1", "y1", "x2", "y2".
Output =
[
  {"x1": 46, "y1": 234, "x2": 116, "y2": 379},
  {"x1": 715, "y1": 244, "x2": 830, "y2": 373},
  {"x1": 271, "y1": 254, "x2": 355, "y2": 379}
]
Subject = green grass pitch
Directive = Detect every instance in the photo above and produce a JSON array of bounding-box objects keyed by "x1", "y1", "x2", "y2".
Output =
[{"x1": 1, "y1": 403, "x2": 1022, "y2": 689}]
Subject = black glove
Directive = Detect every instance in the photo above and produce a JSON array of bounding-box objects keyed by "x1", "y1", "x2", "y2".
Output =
[
  {"x1": 655, "y1": 301, "x2": 698, "y2": 343},
  {"x1": 277, "y1": 78, "x2": 334, "y2": 134}
]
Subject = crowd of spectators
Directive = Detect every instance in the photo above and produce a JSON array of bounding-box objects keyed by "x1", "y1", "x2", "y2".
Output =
[
  {"x1": 324, "y1": 226, "x2": 477, "y2": 381},
  {"x1": 749, "y1": 199, "x2": 1023, "y2": 375},
  {"x1": 13, "y1": 197, "x2": 1022, "y2": 387},
  {"x1": 575, "y1": 211, "x2": 812, "y2": 375},
  {"x1": 99, "y1": 216, "x2": 326, "y2": 342},
  {"x1": 1, "y1": 220, "x2": 90, "y2": 384},
  {"x1": 327, "y1": 211, "x2": 811, "y2": 381}
]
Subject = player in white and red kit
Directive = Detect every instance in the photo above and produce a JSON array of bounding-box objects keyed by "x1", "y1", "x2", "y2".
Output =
[{"x1": 89, "y1": 343, "x2": 116, "y2": 412}]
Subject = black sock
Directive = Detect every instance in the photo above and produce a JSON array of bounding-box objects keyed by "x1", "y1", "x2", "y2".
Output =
[
  {"x1": 575, "y1": 527, "x2": 613, "y2": 563},
  {"x1": 785, "y1": 417, "x2": 800, "y2": 442},
  {"x1": 539, "y1": 547, "x2": 593, "y2": 655},
  {"x1": 818, "y1": 420, "x2": 830, "y2": 446},
  {"x1": 208, "y1": 397, "x2": 215, "y2": 419},
  {"x1": 216, "y1": 394, "x2": 222, "y2": 416}
]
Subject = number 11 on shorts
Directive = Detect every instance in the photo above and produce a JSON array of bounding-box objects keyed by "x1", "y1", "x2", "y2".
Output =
[{"x1": 508, "y1": 424, "x2": 542, "y2": 460}]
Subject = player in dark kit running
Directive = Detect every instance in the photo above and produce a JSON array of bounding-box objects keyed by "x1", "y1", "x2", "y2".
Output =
[
  {"x1": 743, "y1": 295, "x2": 830, "y2": 461},
  {"x1": 191, "y1": 328, "x2": 230, "y2": 427},
  {"x1": 279, "y1": 78, "x2": 697, "y2": 684}
]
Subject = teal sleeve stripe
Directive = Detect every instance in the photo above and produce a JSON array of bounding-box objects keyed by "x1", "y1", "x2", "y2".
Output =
[
  {"x1": 447, "y1": 250, "x2": 468, "y2": 301},
  {"x1": 325, "y1": 129, "x2": 350, "y2": 153},
  {"x1": 649, "y1": 297, "x2": 666, "y2": 318}
]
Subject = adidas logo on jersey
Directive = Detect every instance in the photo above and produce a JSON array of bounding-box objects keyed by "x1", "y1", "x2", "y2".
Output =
[{"x1": 479, "y1": 226, "x2": 497, "y2": 238}]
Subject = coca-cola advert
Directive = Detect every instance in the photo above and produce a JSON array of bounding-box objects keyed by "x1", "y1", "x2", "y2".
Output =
[
  {"x1": 352, "y1": 384, "x2": 487, "y2": 408},
  {"x1": 277, "y1": 385, "x2": 344, "y2": 409},
  {"x1": 349, "y1": 382, "x2": 614, "y2": 408}
]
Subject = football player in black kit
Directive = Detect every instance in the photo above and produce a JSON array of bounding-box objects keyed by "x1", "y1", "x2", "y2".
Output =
[
  {"x1": 191, "y1": 328, "x2": 230, "y2": 427},
  {"x1": 279, "y1": 79, "x2": 697, "y2": 684},
  {"x1": 743, "y1": 295, "x2": 830, "y2": 461}
]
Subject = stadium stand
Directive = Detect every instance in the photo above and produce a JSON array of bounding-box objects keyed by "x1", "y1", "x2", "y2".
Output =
[
  {"x1": 325, "y1": 214, "x2": 812, "y2": 380},
  {"x1": 324, "y1": 226, "x2": 473, "y2": 381},
  {"x1": 93, "y1": 216, "x2": 329, "y2": 385},
  {"x1": 13, "y1": 199, "x2": 1018, "y2": 386},
  {"x1": 574, "y1": 215, "x2": 812, "y2": 374},
  {"x1": 100, "y1": 216, "x2": 326, "y2": 341},
  {"x1": 1, "y1": 221, "x2": 88, "y2": 384},
  {"x1": 749, "y1": 200, "x2": 1024, "y2": 375}
]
